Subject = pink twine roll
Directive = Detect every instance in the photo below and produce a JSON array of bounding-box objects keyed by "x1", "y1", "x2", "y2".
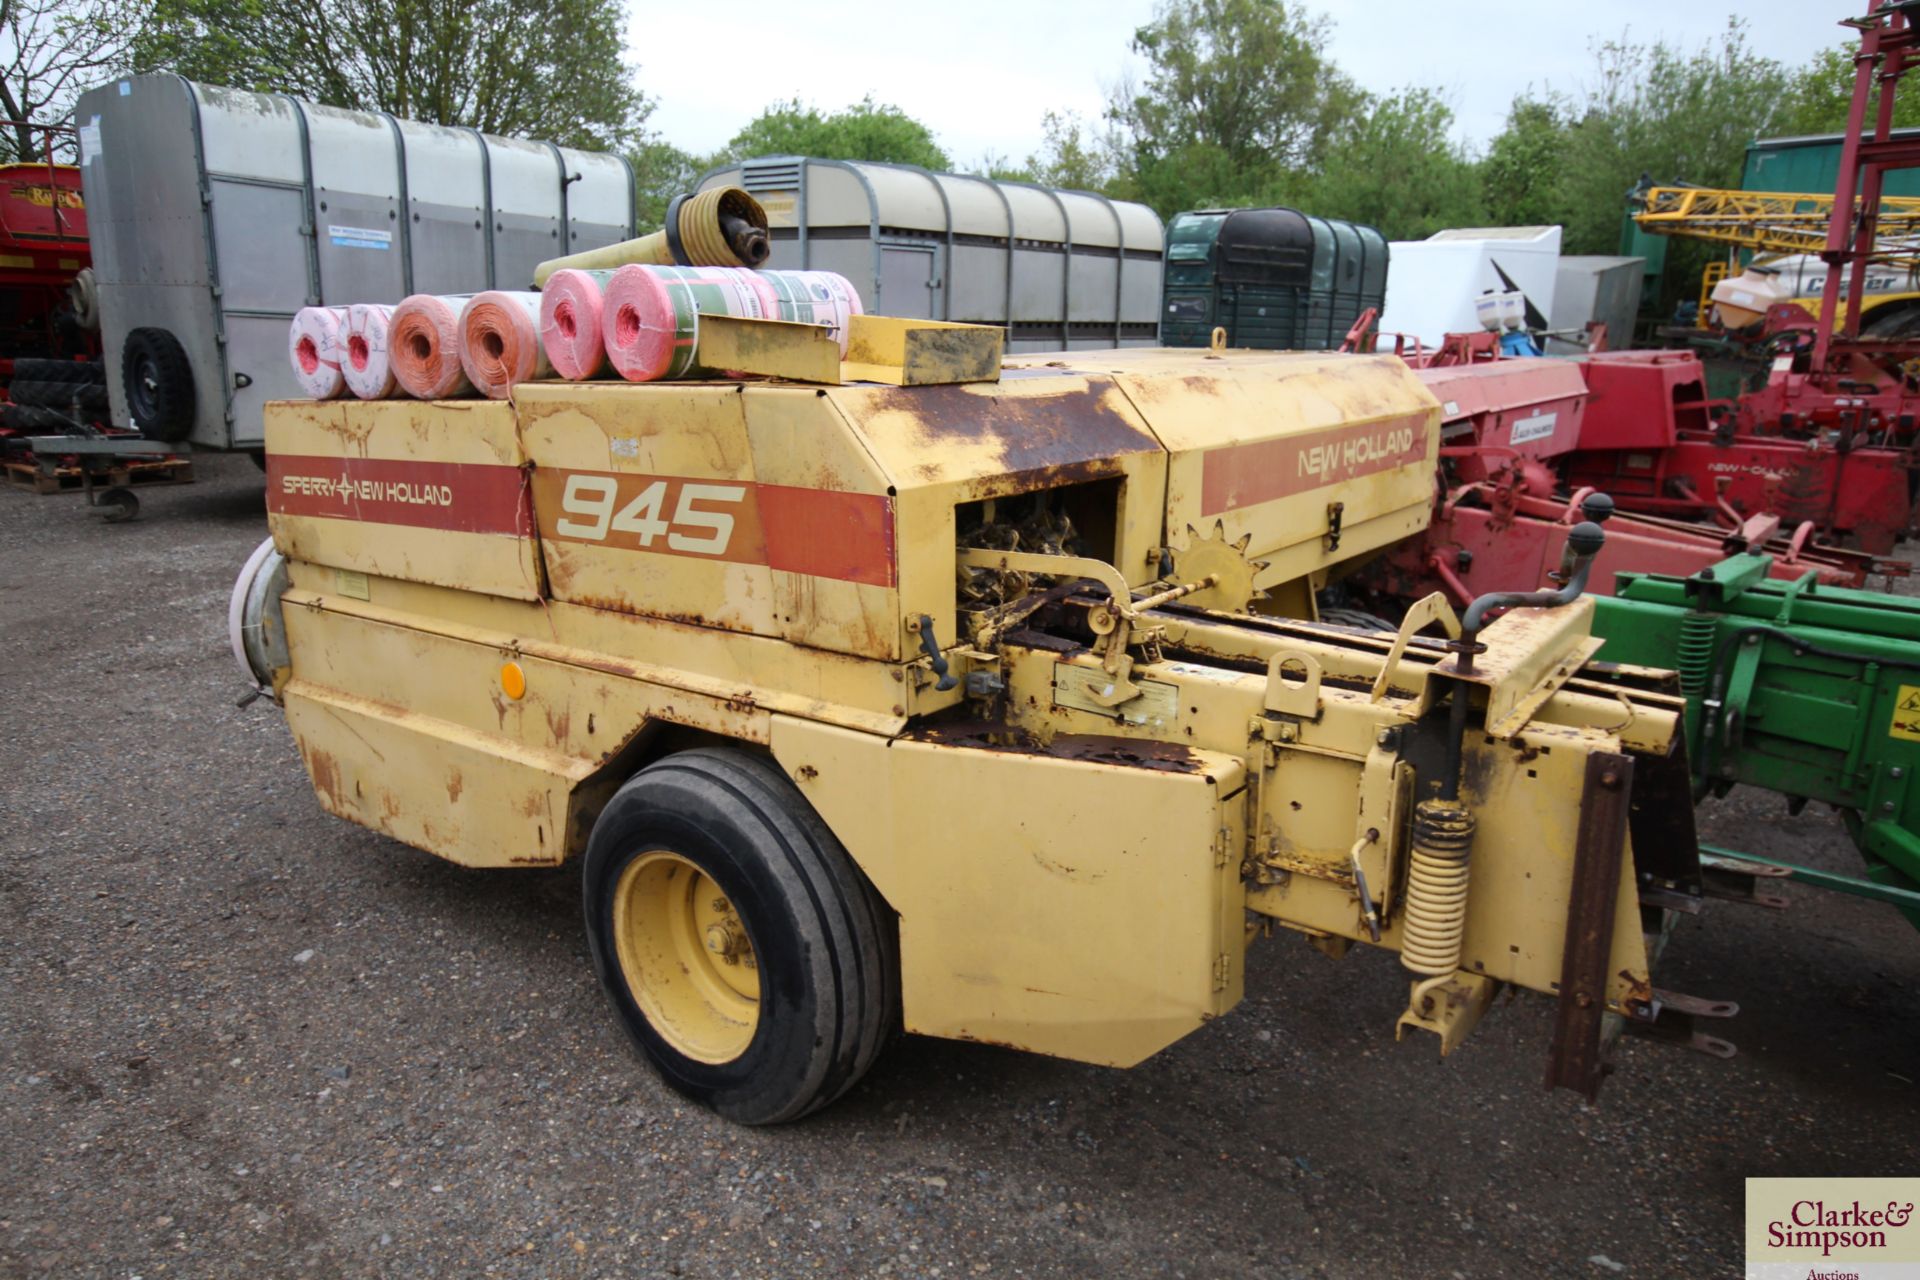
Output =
[
  {"x1": 459, "y1": 291, "x2": 551, "y2": 399},
  {"x1": 600, "y1": 266, "x2": 773, "y2": 383},
  {"x1": 539, "y1": 270, "x2": 615, "y2": 381},
  {"x1": 341, "y1": 303, "x2": 398, "y2": 399},
  {"x1": 389, "y1": 294, "x2": 474, "y2": 399},
  {"x1": 763, "y1": 270, "x2": 864, "y2": 353},
  {"x1": 288, "y1": 307, "x2": 348, "y2": 399}
]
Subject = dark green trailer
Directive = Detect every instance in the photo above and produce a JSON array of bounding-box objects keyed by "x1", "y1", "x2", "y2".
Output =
[
  {"x1": 1744, "y1": 128, "x2": 1920, "y2": 198},
  {"x1": 1587, "y1": 554, "x2": 1920, "y2": 924},
  {"x1": 1160, "y1": 207, "x2": 1388, "y2": 349}
]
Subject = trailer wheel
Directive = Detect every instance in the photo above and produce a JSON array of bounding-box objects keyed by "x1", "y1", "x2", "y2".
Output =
[
  {"x1": 120, "y1": 328, "x2": 195, "y2": 441},
  {"x1": 583, "y1": 748, "x2": 895, "y2": 1125},
  {"x1": 96, "y1": 487, "x2": 139, "y2": 523}
]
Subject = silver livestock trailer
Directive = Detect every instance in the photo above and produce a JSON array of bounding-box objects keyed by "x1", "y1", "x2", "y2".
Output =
[
  {"x1": 697, "y1": 156, "x2": 1164, "y2": 352},
  {"x1": 73, "y1": 75, "x2": 637, "y2": 450}
]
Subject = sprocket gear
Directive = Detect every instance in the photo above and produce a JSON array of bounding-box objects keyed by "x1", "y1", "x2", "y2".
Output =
[{"x1": 1168, "y1": 520, "x2": 1268, "y2": 612}]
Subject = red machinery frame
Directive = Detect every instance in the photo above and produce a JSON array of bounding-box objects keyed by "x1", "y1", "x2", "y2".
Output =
[
  {"x1": 0, "y1": 120, "x2": 93, "y2": 378},
  {"x1": 1352, "y1": 351, "x2": 1894, "y2": 610},
  {"x1": 1563, "y1": 6, "x2": 1920, "y2": 554}
]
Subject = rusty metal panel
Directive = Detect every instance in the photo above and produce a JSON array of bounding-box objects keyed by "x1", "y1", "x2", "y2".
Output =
[
  {"x1": 771, "y1": 714, "x2": 1247, "y2": 1068},
  {"x1": 280, "y1": 595, "x2": 771, "y2": 763},
  {"x1": 283, "y1": 682, "x2": 590, "y2": 868},
  {"x1": 841, "y1": 314, "x2": 1005, "y2": 385},
  {"x1": 1110, "y1": 351, "x2": 1439, "y2": 588},
  {"x1": 828, "y1": 374, "x2": 1169, "y2": 652},
  {"x1": 279, "y1": 565, "x2": 910, "y2": 739},
  {"x1": 263, "y1": 398, "x2": 541, "y2": 600},
  {"x1": 515, "y1": 382, "x2": 903, "y2": 661},
  {"x1": 829, "y1": 375, "x2": 1164, "y2": 494},
  {"x1": 1546, "y1": 752, "x2": 1636, "y2": 1099}
]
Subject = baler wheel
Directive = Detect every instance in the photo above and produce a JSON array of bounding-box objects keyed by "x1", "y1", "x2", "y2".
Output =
[{"x1": 583, "y1": 748, "x2": 896, "y2": 1124}]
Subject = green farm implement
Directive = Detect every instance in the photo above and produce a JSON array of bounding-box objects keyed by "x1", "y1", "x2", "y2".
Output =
[{"x1": 1587, "y1": 554, "x2": 1920, "y2": 925}]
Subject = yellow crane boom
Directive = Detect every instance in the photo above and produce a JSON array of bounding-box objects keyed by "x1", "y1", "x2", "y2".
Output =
[{"x1": 1633, "y1": 185, "x2": 1920, "y2": 264}]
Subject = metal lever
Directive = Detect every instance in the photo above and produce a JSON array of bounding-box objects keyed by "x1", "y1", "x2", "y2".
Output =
[
  {"x1": 915, "y1": 615, "x2": 957, "y2": 691},
  {"x1": 1350, "y1": 831, "x2": 1382, "y2": 942}
]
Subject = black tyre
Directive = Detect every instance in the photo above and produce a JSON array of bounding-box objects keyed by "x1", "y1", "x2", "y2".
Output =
[
  {"x1": 1, "y1": 403, "x2": 64, "y2": 433},
  {"x1": 9, "y1": 380, "x2": 107, "y2": 411},
  {"x1": 120, "y1": 328, "x2": 196, "y2": 441},
  {"x1": 583, "y1": 748, "x2": 895, "y2": 1125},
  {"x1": 13, "y1": 357, "x2": 103, "y2": 384}
]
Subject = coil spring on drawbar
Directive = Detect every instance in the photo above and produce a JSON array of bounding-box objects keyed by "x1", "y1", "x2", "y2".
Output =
[
  {"x1": 1676, "y1": 610, "x2": 1717, "y2": 699},
  {"x1": 1400, "y1": 799, "x2": 1476, "y2": 977}
]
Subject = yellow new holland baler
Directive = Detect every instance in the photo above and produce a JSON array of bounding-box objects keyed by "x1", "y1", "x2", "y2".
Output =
[{"x1": 233, "y1": 342, "x2": 1702, "y2": 1123}]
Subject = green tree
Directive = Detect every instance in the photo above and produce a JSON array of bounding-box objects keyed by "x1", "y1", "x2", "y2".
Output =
[
  {"x1": 0, "y1": 0, "x2": 144, "y2": 160},
  {"x1": 1775, "y1": 42, "x2": 1920, "y2": 138},
  {"x1": 1291, "y1": 88, "x2": 1483, "y2": 240},
  {"x1": 134, "y1": 0, "x2": 649, "y2": 150},
  {"x1": 717, "y1": 96, "x2": 949, "y2": 169},
  {"x1": 1021, "y1": 110, "x2": 1124, "y2": 191},
  {"x1": 1546, "y1": 22, "x2": 1797, "y2": 254},
  {"x1": 1479, "y1": 97, "x2": 1570, "y2": 228},
  {"x1": 1110, "y1": 0, "x2": 1362, "y2": 216},
  {"x1": 629, "y1": 139, "x2": 706, "y2": 229}
]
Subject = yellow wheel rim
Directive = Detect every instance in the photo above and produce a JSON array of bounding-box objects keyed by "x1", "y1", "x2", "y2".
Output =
[{"x1": 611, "y1": 850, "x2": 760, "y2": 1064}]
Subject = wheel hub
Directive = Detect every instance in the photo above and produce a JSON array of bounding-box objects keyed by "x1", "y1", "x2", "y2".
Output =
[{"x1": 611, "y1": 850, "x2": 760, "y2": 1063}]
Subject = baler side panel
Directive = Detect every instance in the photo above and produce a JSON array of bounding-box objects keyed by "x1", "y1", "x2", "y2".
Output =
[
  {"x1": 1112, "y1": 354, "x2": 1440, "y2": 591},
  {"x1": 263, "y1": 398, "x2": 542, "y2": 601},
  {"x1": 771, "y1": 715, "x2": 1248, "y2": 1068},
  {"x1": 516, "y1": 382, "x2": 904, "y2": 661}
]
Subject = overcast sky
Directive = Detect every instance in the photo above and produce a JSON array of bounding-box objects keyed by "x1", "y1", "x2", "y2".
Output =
[{"x1": 634, "y1": 0, "x2": 1860, "y2": 169}]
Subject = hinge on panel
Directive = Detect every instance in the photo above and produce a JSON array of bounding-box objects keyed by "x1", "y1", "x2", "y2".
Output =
[
  {"x1": 1212, "y1": 826, "x2": 1230, "y2": 868},
  {"x1": 1212, "y1": 953, "x2": 1231, "y2": 992}
]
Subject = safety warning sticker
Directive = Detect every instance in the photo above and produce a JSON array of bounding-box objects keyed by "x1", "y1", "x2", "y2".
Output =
[{"x1": 1892, "y1": 684, "x2": 1920, "y2": 743}]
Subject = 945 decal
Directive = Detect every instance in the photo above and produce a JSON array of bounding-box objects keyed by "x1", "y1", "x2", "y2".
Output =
[
  {"x1": 551, "y1": 473, "x2": 745, "y2": 555},
  {"x1": 534, "y1": 470, "x2": 763, "y2": 563},
  {"x1": 531, "y1": 467, "x2": 898, "y2": 587}
]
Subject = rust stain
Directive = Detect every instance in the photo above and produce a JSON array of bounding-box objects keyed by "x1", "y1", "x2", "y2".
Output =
[
  {"x1": 569, "y1": 651, "x2": 643, "y2": 680},
  {"x1": 1030, "y1": 849, "x2": 1103, "y2": 882},
  {"x1": 1616, "y1": 968, "x2": 1654, "y2": 1014},
  {"x1": 949, "y1": 455, "x2": 1128, "y2": 502},
  {"x1": 1048, "y1": 734, "x2": 1204, "y2": 772},
  {"x1": 856, "y1": 380, "x2": 1156, "y2": 481},
  {"x1": 307, "y1": 748, "x2": 344, "y2": 808},
  {"x1": 446, "y1": 769, "x2": 465, "y2": 803},
  {"x1": 543, "y1": 539, "x2": 582, "y2": 595},
  {"x1": 542, "y1": 702, "x2": 572, "y2": 744},
  {"x1": 951, "y1": 1028, "x2": 1037, "y2": 1053},
  {"x1": 906, "y1": 719, "x2": 1204, "y2": 774},
  {"x1": 795, "y1": 764, "x2": 819, "y2": 781}
]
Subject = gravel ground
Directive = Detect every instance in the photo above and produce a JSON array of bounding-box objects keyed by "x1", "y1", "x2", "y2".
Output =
[{"x1": 1, "y1": 453, "x2": 1916, "y2": 1279}]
